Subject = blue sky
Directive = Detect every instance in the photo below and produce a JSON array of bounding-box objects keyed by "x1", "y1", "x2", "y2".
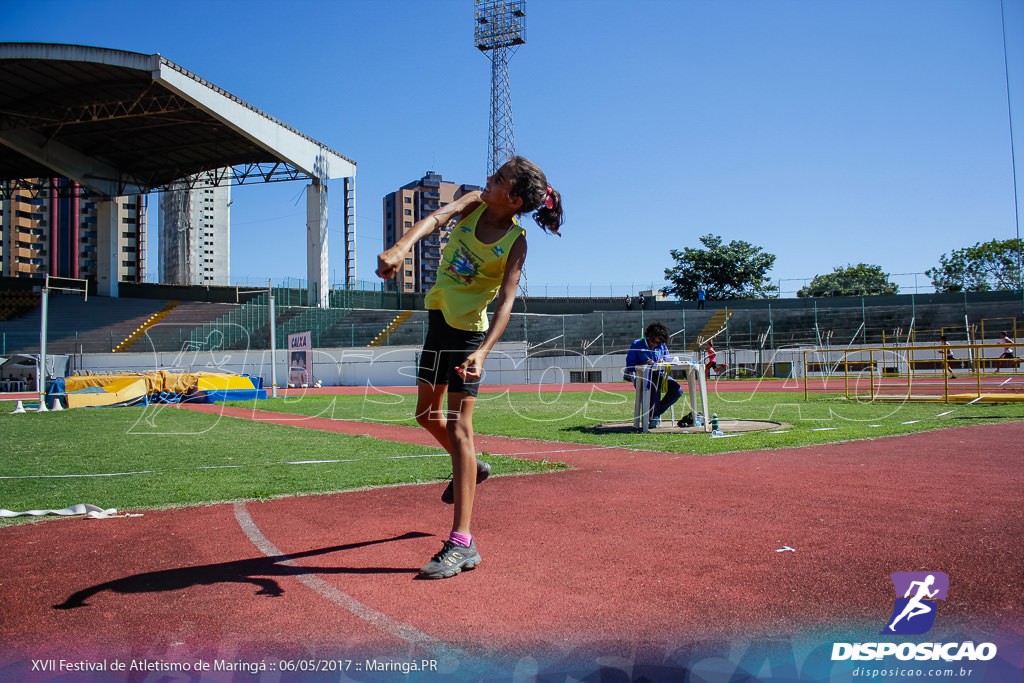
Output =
[{"x1": 3, "y1": 0, "x2": 1022, "y2": 297}]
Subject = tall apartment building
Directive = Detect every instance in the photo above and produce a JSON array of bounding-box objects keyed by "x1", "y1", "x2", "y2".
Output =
[
  {"x1": 0, "y1": 178, "x2": 146, "y2": 284},
  {"x1": 382, "y1": 171, "x2": 481, "y2": 293},
  {"x1": 159, "y1": 169, "x2": 231, "y2": 286}
]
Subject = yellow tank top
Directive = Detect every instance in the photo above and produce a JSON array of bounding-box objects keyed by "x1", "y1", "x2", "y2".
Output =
[{"x1": 424, "y1": 202, "x2": 526, "y2": 331}]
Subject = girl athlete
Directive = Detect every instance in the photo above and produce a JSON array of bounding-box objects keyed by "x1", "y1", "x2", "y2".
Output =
[
  {"x1": 705, "y1": 340, "x2": 719, "y2": 379},
  {"x1": 998, "y1": 331, "x2": 1019, "y2": 371},
  {"x1": 376, "y1": 156, "x2": 563, "y2": 579},
  {"x1": 704, "y1": 339, "x2": 729, "y2": 380},
  {"x1": 939, "y1": 335, "x2": 957, "y2": 379}
]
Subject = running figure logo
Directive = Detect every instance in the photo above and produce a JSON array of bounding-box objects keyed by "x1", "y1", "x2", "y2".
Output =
[{"x1": 881, "y1": 572, "x2": 949, "y2": 635}]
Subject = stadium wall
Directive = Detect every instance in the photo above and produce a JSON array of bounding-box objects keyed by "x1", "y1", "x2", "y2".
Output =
[{"x1": 108, "y1": 281, "x2": 1023, "y2": 315}]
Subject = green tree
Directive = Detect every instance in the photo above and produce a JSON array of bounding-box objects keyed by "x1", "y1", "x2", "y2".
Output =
[
  {"x1": 664, "y1": 234, "x2": 777, "y2": 300},
  {"x1": 926, "y1": 238, "x2": 1024, "y2": 292},
  {"x1": 797, "y1": 263, "x2": 900, "y2": 298}
]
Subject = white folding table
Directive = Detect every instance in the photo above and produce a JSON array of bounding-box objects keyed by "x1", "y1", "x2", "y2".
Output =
[{"x1": 632, "y1": 361, "x2": 710, "y2": 433}]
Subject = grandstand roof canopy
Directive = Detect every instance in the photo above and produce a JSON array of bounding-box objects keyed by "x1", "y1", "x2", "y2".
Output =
[{"x1": 0, "y1": 42, "x2": 356, "y2": 197}]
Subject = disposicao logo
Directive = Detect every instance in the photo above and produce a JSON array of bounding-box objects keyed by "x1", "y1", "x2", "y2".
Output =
[
  {"x1": 882, "y1": 571, "x2": 948, "y2": 635},
  {"x1": 831, "y1": 571, "x2": 998, "y2": 662}
]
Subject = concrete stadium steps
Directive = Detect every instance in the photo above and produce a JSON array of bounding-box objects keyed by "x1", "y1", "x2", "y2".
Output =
[
  {"x1": 316, "y1": 309, "x2": 418, "y2": 348},
  {"x1": 317, "y1": 301, "x2": 1019, "y2": 355},
  {"x1": 121, "y1": 302, "x2": 244, "y2": 353},
  {"x1": 367, "y1": 310, "x2": 414, "y2": 347},
  {"x1": 375, "y1": 310, "x2": 430, "y2": 347},
  {"x1": 686, "y1": 308, "x2": 733, "y2": 350},
  {"x1": 265, "y1": 307, "x2": 352, "y2": 350},
  {"x1": 904, "y1": 299, "x2": 1023, "y2": 340},
  {"x1": 3, "y1": 293, "x2": 1019, "y2": 358},
  {"x1": 723, "y1": 299, "x2": 1024, "y2": 348},
  {"x1": 0, "y1": 291, "x2": 41, "y2": 321},
  {"x1": 1, "y1": 296, "x2": 167, "y2": 354},
  {"x1": 506, "y1": 310, "x2": 712, "y2": 357},
  {"x1": 720, "y1": 306, "x2": 919, "y2": 348},
  {"x1": 113, "y1": 301, "x2": 181, "y2": 353},
  {"x1": 248, "y1": 308, "x2": 304, "y2": 349}
]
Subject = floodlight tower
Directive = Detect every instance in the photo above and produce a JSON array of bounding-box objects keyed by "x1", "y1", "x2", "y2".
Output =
[{"x1": 474, "y1": 0, "x2": 526, "y2": 175}]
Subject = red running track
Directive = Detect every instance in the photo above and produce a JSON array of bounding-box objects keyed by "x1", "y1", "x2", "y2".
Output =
[{"x1": 0, "y1": 401, "x2": 1022, "y2": 681}]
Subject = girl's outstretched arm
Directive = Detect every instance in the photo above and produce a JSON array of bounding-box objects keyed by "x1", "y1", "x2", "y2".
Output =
[
  {"x1": 457, "y1": 235, "x2": 527, "y2": 380},
  {"x1": 376, "y1": 191, "x2": 482, "y2": 280}
]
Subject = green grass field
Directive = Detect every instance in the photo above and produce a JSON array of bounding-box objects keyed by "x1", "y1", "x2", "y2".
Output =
[
  {"x1": 223, "y1": 388, "x2": 1024, "y2": 453},
  {"x1": 2, "y1": 389, "x2": 1021, "y2": 526},
  {"x1": 0, "y1": 401, "x2": 564, "y2": 526}
]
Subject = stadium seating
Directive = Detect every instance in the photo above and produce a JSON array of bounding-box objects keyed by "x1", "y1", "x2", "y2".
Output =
[{"x1": 1, "y1": 289, "x2": 1019, "y2": 358}]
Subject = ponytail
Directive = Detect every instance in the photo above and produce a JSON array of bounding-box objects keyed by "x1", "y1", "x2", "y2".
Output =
[
  {"x1": 505, "y1": 155, "x2": 565, "y2": 236},
  {"x1": 532, "y1": 186, "x2": 563, "y2": 236}
]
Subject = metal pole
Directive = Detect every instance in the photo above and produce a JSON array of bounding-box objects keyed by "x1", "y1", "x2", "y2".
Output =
[
  {"x1": 269, "y1": 293, "x2": 279, "y2": 398},
  {"x1": 999, "y1": 0, "x2": 1023, "y2": 315},
  {"x1": 37, "y1": 287, "x2": 49, "y2": 411},
  {"x1": 862, "y1": 298, "x2": 867, "y2": 344},
  {"x1": 844, "y1": 351, "x2": 850, "y2": 399},
  {"x1": 869, "y1": 349, "x2": 875, "y2": 402},
  {"x1": 943, "y1": 344, "x2": 950, "y2": 404},
  {"x1": 976, "y1": 339, "x2": 982, "y2": 398},
  {"x1": 803, "y1": 349, "x2": 808, "y2": 400}
]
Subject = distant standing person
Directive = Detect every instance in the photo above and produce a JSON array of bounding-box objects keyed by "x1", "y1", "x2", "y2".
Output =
[
  {"x1": 625, "y1": 295, "x2": 632, "y2": 311},
  {"x1": 697, "y1": 286, "x2": 706, "y2": 310},
  {"x1": 939, "y1": 335, "x2": 957, "y2": 380},
  {"x1": 997, "y1": 331, "x2": 1019, "y2": 371},
  {"x1": 638, "y1": 293, "x2": 646, "y2": 310}
]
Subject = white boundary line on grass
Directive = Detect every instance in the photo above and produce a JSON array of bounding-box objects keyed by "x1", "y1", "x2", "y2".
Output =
[
  {"x1": 0, "y1": 470, "x2": 155, "y2": 479},
  {"x1": 1, "y1": 454, "x2": 444, "y2": 479}
]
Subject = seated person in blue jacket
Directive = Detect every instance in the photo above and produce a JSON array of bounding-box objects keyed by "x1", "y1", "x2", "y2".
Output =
[{"x1": 624, "y1": 322, "x2": 682, "y2": 429}]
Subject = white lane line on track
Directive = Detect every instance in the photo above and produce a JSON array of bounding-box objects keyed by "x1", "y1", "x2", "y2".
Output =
[
  {"x1": 492, "y1": 445, "x2": 618, "y2": 457},
  {"x1": 232, "y1": 501, "x2": 493, "y2": 673}
]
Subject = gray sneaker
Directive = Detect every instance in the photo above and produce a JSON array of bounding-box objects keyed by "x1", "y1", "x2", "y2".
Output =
[
  {"x1": 441, "y1": 459, "x2": 491, "y2": 504},
  {"x1": 419, "y1": 540, "x2": 481, "y2": 579}
]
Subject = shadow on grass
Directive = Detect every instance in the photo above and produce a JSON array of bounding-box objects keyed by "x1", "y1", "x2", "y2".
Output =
[
  {"x1": 54, "y1": 531, "x2": 432, "y2": 609},
  {"x1": 560, "y1": 425, "x2": 607, "y2": 436}
]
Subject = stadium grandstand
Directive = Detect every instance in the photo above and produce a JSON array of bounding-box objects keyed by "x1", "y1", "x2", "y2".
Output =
[{"x1": 2, "y1": 280, "x2": 1021, "y2": 388}]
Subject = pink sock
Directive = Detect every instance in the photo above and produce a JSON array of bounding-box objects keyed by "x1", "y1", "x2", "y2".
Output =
[{"x1": 449, "y1": 531, "x2": 472, "y2": 547}]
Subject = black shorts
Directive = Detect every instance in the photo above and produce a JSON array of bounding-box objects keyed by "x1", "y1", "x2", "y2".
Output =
[{"x1": 417, "y1": 309, "x2": 487, "y2": 396}]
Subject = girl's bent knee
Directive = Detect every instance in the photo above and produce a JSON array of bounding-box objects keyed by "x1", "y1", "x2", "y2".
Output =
[
  {"x1": 416, "y1": 410, "x2": 441, "y2": 430},
  {"x1": 446, "y1": 419, "x2": 473, "y2": 445}
]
